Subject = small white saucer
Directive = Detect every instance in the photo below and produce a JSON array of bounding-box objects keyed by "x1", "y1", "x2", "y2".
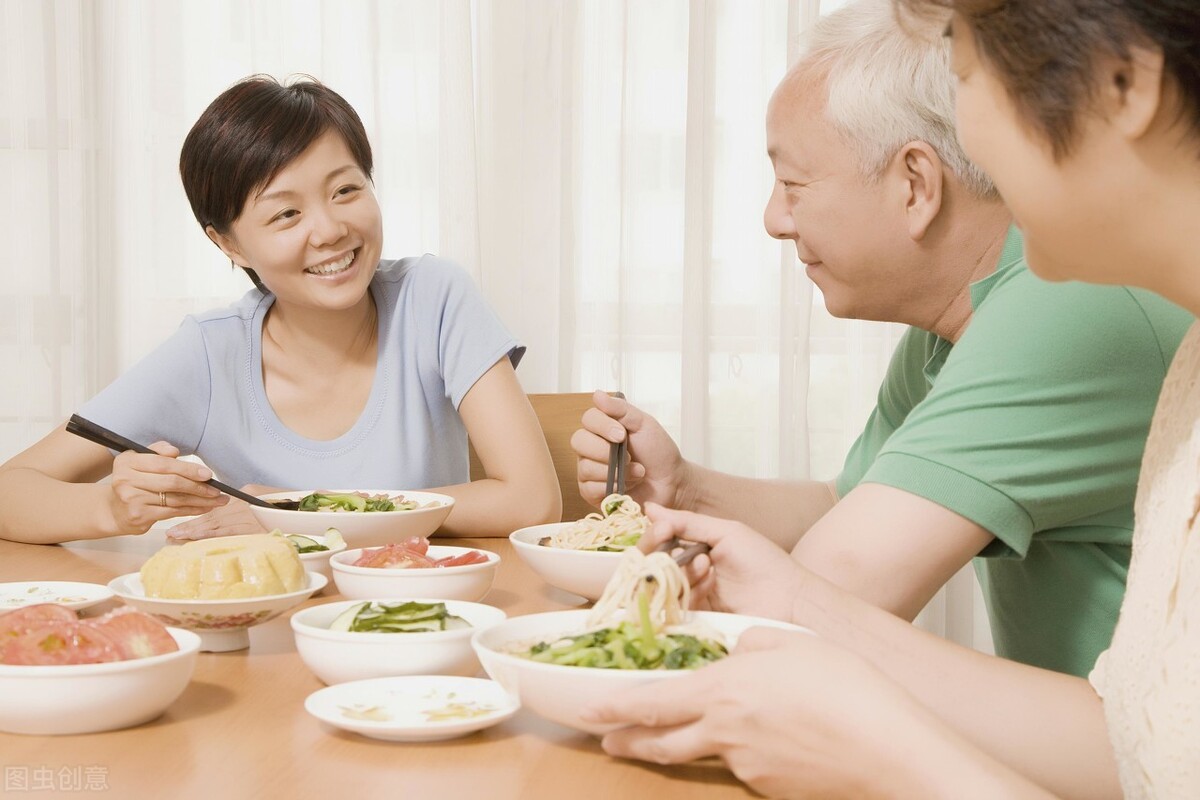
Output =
[
  {"x1": 0, "y1": 581, "x2": 115, "y2": 612},
  {"x1": 305, "y1": 675, "x2": 519, "y2": 742}
]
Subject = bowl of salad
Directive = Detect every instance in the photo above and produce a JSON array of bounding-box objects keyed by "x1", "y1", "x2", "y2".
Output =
[
  {"x1": 0, "y1": 604, "x2": 201, "y2": 735},
  {"x1": 290, "y1": 598, "x2": 506, "y2": 685},
  {"x1": 330, "y1": 538, "x2": 499, "y2": 602},
  {"x1": 249, "y1": 490, "x2": 455, "y2": 548},
  {"x1": 282, "y1": 529, "x2": 348, "y2": 591},
  {"x1": 471, "y1": 608, "x2": 805, "y2": 735}
]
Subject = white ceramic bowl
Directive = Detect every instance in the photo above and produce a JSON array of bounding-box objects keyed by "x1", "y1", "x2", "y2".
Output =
[
  {"x1": 472, "y1": 609, "x2": 808, "y2": 735},
  {"x1": 290, "y1": 532, "x2": 348, "y2": 593},
  {"x1": 509, "y1": 523, "x2": 625, "y2": 601},
  {"x1": 291, "y1": 598, "x2": 507, "y2": 685},
  {"x1": 249, "y1": 490, "x2": 455, "y2": 548},
  {"x1": 108, "y1": 572, "x2": 326, "y2": 652},
  {"x1": 331, "y1": 546, "x2": 499, "y2": 602},
  {"x1": 0, "y1": 628, "x2": 201, "y2": 735}
]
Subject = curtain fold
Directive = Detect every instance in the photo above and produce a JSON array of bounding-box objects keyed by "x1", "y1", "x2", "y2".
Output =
[{"x1": 0, "y1": 0, "x2": 988, "y2": 652}]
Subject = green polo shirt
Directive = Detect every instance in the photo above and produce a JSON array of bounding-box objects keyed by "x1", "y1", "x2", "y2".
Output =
[{"x1": 836, "y1": 228, "x2": 1191, "y2": 676}]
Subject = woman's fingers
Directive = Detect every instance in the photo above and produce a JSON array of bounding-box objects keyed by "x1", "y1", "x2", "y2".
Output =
[{"x1": 166, "y1": 503, "x2": 267, "y2": 540}]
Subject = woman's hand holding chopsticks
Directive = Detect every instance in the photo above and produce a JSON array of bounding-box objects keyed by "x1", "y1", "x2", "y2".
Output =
[{"x1": 103, "y1": 441, "x2": 230, "y2": 535}]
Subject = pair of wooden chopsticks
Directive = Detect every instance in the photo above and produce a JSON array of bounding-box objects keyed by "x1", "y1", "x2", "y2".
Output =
[{"x1": 65, "y1": 414, "x2": 273, "y2": 508}]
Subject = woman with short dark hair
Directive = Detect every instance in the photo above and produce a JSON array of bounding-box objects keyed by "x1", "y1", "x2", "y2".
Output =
[{"x1": 0, "y1": 76, "x2": 561, "y2": 544}]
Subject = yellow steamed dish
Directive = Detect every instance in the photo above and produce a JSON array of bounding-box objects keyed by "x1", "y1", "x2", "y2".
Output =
[{"x1": 139, "y1": 533, "x2": 306, "y2": 599}]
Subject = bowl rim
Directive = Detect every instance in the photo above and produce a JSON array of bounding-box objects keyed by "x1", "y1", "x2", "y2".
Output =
[
  {"x1": 472, "y1": 609, "x2": 806, "y2": 679},
  {"x1": 290, "y1": 533, "x2": 349, "y2": 559},
  {"x1": 0, "y1": 579, "x2": 118, "y2": 611},
  {"x1": 252, "y1": 489, "x2": 457, "y2": 515},
  {"x1": 0, "y1": 627, "x2": 201, "y2": 677},
  {"x1": 108, "y1": 571, "x2": 327, "y2": 606},
  {"x1": 331, "y1": 545, "x2": 500, "y2": 575},
  {"x1": 508, "y1": 524, "x2": 627, "y2": 557},
  {"x1": 291, "y1": 598, "x2": 506, "y2": 642}
]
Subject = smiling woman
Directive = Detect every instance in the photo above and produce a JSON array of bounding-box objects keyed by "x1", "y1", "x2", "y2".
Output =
[{"x1": 0, "y1": 76, "x2": 561, "y2": 545}]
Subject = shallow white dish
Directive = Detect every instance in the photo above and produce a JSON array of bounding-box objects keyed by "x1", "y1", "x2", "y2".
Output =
[
  {"x1": 0, "y1": 581, "x2": 115, "y2": 612},
  {"x1": 0, "y1": 628, "x2": 200, "y2": 735},
  {"x1": 509, "y1": 523, "x2": 624, "y2": 601},
  {"x1": 291, "y1": 598, "x2": 506, "y2": 685},
  {"x1": 305, "y1": 675, "x2": 518, "y2": 742},
  {"x1": 107, "y1": 572, "x2": 326, "y2": 652},
  {"x1": 473, "y1": 609, "x2": 808, "y2": 735},
  {"x1": 249, "y1": 490, "x2": 455, "y2": 548},
  {"x1": 331, "y1": 546, "x2": 499, "y2": 603}
]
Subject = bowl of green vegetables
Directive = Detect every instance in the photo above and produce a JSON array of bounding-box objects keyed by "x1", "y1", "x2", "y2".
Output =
[
  {"x1": 471, "y1": 608, "x2": 806, "y2": 735},
  {"x1": 290, "y1": 598, "x2": 506, "y2": 685},
  {"x1": 250, "y1": 490, "x2": 454, "y2": 548}
]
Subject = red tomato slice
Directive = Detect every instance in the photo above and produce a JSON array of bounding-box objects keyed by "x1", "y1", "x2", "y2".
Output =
[
  {"x1": 397, "y1": 536, "x2": 430, "y2": 556},
  {"x1": 353, "y1": 544, "x2": 436, "y2": 569},
  {"x1": 0, "y1": 604, "x2": 78, "y2": 640},
  {"x1": 1, "y1": 621, "x2": 122, "y2": 665},
  {"x1": 434, "y1": 551, "x2": 489, "y2": 568},
  {"x1": 86, "y1": 608, "x2": 178, "y2": 659}
]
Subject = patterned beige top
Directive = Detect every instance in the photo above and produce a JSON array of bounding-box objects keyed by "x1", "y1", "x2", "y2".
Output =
[{"x1": 1090, "y1": 321, "x2": 1200, "y2": 799}]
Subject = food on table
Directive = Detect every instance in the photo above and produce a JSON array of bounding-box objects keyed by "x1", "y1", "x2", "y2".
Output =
[
  {"x1": 284, "y1": 529, "x2": 345, "y2": 554},
  {"x1": 139, "y1": 533, "x2": 305, "y2": 600},
  {"x1": 0, "y1": 605, "x2": 178, "y2": 665},
  {"x1": 340, "y1": 705, "x2": 392, "y2": 722},
  {"x1": 268, "y1": 491, "x2": 434, "y2": 513},
  {"x1": 517, "y1": 549, "x2": 728, "y2": 670},
  {"x1": 88, "y1": 607, "x2": 180, "y2": 660},
  {"x1": 329, "y1": 601, "x2": 471, "y2": 633},
  {"x1": 0, "y1": 603, "x2": 77, "y2": 640},
  {"x1": 351, "y1": 537, "x2": 488, "y2": 569},
  {"x1": 538, "y1": 494, "x2": 650, "y2": 551}
]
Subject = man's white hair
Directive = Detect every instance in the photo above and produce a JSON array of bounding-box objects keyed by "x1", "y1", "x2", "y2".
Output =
[{"x1": 794, "y1": 0, "x2": 996, "y2": 198}]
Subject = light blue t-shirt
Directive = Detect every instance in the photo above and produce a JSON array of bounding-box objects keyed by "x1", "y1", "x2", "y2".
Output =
[{"x1": 79, "y1": 255, "x2": 523, "y2": 490}]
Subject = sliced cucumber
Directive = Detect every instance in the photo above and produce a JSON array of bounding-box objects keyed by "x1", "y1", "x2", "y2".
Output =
[{"x1": 329, "y1": 602, "x2": 368, "y2": 632}]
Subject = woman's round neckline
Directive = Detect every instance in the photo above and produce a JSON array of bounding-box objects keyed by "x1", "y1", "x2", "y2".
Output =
[{"x1": 247, "y1": 279, "x2": 389, "y2": 454}]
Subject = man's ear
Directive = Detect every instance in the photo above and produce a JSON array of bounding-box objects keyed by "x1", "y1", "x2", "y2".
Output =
[
  {"x1": 894, "y1": 140, "x2": 943, "y2": 241},
  {"x1": 205, "y1": 225, "x2": 247, "y2": 267},
  {"x1": 1101, "y1": 44, "x2": 1165, "y2": 141}
]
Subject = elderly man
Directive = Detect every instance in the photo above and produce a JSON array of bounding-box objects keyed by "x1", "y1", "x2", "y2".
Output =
[{"x1": 572, "y1": 0, "x2": 1191, "y2": 677}]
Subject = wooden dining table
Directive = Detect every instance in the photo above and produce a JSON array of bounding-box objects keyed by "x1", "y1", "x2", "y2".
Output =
[{"x1": 0, "y1": 529, "x2": 754, "y2": 800}]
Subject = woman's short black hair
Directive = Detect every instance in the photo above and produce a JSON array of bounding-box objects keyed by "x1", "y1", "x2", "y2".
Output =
[{"x1": 179, "y1": 75, "x2": 373, "y2": 290}]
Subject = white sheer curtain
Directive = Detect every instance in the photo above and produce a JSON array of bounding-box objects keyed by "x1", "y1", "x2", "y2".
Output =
[{"x1": 0, "y1": 0, "x2": 990, "y2": 652}]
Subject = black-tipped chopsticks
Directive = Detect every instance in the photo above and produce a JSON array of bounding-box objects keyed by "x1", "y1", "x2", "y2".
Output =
[
  {"x1": 605, "y1": 440, "x2": 626, "y2": 497},
  {"x1": 604, "y1": 391, "x2": 627, "y2": 497},
  {"x1": 65, "y1": 414, "x2": 274, "y2": 508},
  {"x1": 655, "y1": 536, "x2": 711, "y2": 568}
]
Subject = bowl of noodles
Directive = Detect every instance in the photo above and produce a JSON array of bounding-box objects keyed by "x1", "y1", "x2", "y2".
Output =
[
  {"x1": 508, "y1": 494, "x2": 649, "y2": 601},
  {"x1": 471, "y1": 549, "x2": 807, "y2": 735}
]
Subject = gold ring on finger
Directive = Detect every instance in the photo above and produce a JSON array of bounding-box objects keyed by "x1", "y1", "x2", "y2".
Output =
[{"x1": 159, "y1": 491, "x2": 168, "y2": 507}]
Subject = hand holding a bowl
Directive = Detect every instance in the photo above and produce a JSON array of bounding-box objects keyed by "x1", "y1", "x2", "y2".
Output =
[
  {"x1": 586, "y1": 627, "x2": 1017, "y2": 800},
  {"x1": 167, "y1": 484, "x2": 278, "y2": 541}
]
